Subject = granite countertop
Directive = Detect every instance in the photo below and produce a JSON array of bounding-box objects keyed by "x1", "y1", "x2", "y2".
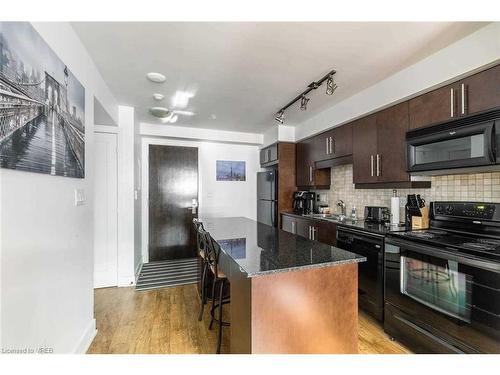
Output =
[
  {"x1": 199, "y1": 217, "x2": 366, "y2": 278},
  {"x1": 281, "y1": 211, "x2": 405, "y2": 236}
]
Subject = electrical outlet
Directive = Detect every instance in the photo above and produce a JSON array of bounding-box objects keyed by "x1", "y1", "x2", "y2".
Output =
[{"x1": 74, "y1": 189, "x2": 86, "y2": 206}]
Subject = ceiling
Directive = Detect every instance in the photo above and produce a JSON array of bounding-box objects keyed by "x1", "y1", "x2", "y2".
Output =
[{"x1": 72, "y1": 22, "x2": 487, "y2": 134}]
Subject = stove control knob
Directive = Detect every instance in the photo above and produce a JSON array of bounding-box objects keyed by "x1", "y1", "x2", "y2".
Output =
[
  {"x1": 435, "y1": 205, "x2": 444, "y2": 214},
  {"x1": 445, "y1": 205, "x2": 454, "y2": 214}
]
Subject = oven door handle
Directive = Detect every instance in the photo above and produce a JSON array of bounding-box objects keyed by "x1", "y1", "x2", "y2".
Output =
[{"x1": 386, "y1": 237, "x2": 500, "y2": 273}]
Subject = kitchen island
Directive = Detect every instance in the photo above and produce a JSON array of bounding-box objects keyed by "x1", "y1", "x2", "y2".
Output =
[{"x1": 200, "y1": 217, "x2": 366, "y2": 354}]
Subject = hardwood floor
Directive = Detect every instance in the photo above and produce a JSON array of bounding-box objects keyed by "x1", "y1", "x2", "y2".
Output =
[{"x1": 87, "y1": 285, "x2": 410, "y2": 354}]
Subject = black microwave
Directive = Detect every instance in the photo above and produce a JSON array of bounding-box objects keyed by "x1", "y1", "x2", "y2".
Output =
[{"x1": 406, "y1": 111, "x2": 500, "y2": 174}]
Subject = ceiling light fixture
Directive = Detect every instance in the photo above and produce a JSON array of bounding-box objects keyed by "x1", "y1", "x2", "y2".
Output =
[
  {"x1": 300, "y1": 95, "x2": 310, "y2": 111},
  {"x1": 274, "y1": 69, "x2": 337, "y2": 125},
  {"x1": 149, "y1": 106, "x2": 170, "y2": 118},
  {"x1": 274, "y1": 109, "x2": 285, "y2": 124},
  {"x1": 153, "y1": 93, "x2": 164, "y2": 101},
  {"x1": 326, "y1": 74, "x2": 338, "y2": 95},
  {"x1": 146, "y1": 72, "x2": 166, "y2": 83}
]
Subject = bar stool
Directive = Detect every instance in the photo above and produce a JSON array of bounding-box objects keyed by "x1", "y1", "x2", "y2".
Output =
[
  {"x1": 193, "y1": 219, "x2": 209, "y2": 321},
  {"x1": 205, "y1": 233, "x2": 230, "y2": 354}
]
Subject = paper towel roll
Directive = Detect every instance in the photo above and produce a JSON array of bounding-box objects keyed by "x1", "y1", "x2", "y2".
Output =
[{"x1": 391, "y1": 196, "x2": 400, "y2": 225}]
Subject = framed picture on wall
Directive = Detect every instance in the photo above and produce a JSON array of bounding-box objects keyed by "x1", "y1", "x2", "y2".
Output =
[
  {"x1": 216, "y1": 160, "x2": 246, "y2": 181},
  {"x1": 0, "y1": 22, "x2": 86, "y2": 178}
]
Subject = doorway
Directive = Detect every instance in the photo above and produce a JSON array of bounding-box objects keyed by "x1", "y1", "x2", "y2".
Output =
[
  {"x1": 93, "y1": 131, "x2": 118, "y2": 288},
  {"x1": 148, "y1": 144, "x2": 199, "y2": 261}
]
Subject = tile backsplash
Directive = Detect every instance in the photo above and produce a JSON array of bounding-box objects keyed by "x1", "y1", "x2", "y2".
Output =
[{"x1": 314, "y1": 164, "x2": 500, "y2": 222}]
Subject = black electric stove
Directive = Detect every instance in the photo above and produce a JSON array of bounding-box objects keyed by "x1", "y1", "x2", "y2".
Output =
[{"x1": 385, "y1": 201, "x2": 500, "y2": 354}]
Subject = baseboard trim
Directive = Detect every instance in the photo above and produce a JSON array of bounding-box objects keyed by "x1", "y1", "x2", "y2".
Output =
[{"x1": 73, "y1": 318, "x2": 97, "y2": 354}]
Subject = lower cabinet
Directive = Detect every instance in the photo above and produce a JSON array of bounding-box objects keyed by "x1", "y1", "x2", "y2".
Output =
[{"x1": 281, "y1": 214, "x2": 337, "y2": 246}]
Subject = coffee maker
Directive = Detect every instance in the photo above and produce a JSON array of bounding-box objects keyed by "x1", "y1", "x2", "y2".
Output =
[{"x1": 293, "y1": 191, "x2": 316, "y2": 215}]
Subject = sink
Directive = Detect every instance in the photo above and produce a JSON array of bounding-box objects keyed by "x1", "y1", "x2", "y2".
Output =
[{"x1": 304, "y1": 213, "x2": 341, "y2": 220}]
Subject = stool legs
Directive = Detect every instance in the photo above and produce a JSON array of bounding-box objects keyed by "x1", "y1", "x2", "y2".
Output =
[
  {"x1": 216, "y1": 278, "x2": 225, "y2": 354},
  {"x1": 198, "y1": 261, "x2": 208, "y2": 321},
  {"x1": 209, "y1": 277, "x2": 217, "y2": 330}
]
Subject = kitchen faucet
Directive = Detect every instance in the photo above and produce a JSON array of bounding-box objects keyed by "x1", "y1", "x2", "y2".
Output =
[{"x1": 337, "y1": 200, "x2": 346, "y2": 218}]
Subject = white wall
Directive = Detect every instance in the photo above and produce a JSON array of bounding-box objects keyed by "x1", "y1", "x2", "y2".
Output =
[
  {"x1": 141, "y1": 136, "x2": 261, "y2": 263},
  {"x1": 0, "y1": 22, "x2": 118, "y2": 353},
  {"x1": 296, "y1": 22, "x2": 500, "y2": 140}
]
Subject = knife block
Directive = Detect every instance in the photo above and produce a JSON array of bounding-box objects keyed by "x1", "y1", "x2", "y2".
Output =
[{"x1": 412, "y1": 206, "x2": 429, "y2": 229}]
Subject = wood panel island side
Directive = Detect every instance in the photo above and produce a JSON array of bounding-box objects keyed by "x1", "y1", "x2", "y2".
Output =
[{"x1": 200, "y1": 217, "x2": 366, "y2": 354}]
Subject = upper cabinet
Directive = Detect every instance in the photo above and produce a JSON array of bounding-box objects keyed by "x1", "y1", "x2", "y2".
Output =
[
  {"x1": 315, "y1": 123, "x2": 353, "y2": 161},
  {"x1": 296, "y1": 137, "x2": 331, "y2": 188},
  {"x1": 260, "y1": 143, "x2": 278, "y2": 166},
  {"x1": 461, "y1": 64, "x2": 500, "y2": 116},
  {"x1": 409, "y1": 64, "x2": 500, "y2": 130},
  {"x1": 352, "y1": 114, "x2": 378, "y2": 184}
]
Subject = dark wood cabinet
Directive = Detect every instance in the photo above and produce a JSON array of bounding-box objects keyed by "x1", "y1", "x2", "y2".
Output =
[
  {"x1": 409, "y1": 64, "x2": 500, "y2": 130},
  {"x1": 353, "y1": 104, "x2": 410, "y2": 184},
  {"x1": 296, "y1": 138, "x2": 331, "y2": 188},
  {"x1": 260, "y1": 143, "x2": 278, "y2": 166},
  {"x1": 409, "y1": 83, "x2": 456, "y2": 130},
  {"x1": 352, "y1": 114, "x2": 378, "y2": 184},
  {"x1": 462, "y1": 64, "x2": 500, "y2": 116},
  {"x1": 313, "y1": 124, "x2": 353, "y2": 162},
  {"x1": 281, "y1": 214, "x2": 337, "y2": 246},
  {"x1": 376, "y1": 102, "x2": 410, "y2": 183}
]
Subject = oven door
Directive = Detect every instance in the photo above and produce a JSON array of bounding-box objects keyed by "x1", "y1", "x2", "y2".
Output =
[
  {"x1": 407, "y1": 121, "x2": 496, "y2": 173},
  {"x1": 385, "y1": 237, "x2": 500, "y2": 353}
]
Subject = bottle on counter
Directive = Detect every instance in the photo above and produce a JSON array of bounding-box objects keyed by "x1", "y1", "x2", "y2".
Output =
[
  {"x1": 390, "y1": 190, "x2": 400, "y2": 225},
  {"x1": 351, "y1": 206, "x2": 357, "y2": 220}
]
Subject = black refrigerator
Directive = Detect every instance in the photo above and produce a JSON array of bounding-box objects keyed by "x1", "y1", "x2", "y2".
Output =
[{"x1": 257, "y1": 170, "x2": 278, "y2": 227}]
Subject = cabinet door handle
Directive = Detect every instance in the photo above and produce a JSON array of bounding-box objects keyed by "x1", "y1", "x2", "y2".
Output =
[
  {"x1": 326, "y1": 138, "x2": 329, "y2": 155},
  {"x1": 376, "y1": 154, "x2": 381, "y2": 177},
  {"x1": 330, "y1": 137, "x2": 334, "y2": 154},
  {"x1": 312, "y1": 227, "x2": 317, "y2": 241},
  {"x1": 308, "y1": 225, "x2": 312, "y2": 239},
  {"x1": 461, "y1": 83, "x2": 467, "y2": 115},
  {"x1": 450, "y1": 88, "x2": 455, "y2": 118},
  {"x1": 291, "y1": 221, "x2": 296, "y2": 234},
  {"x1": 309, "y1": 166, "x2": 313, "y2": 183},
  {"x1": 370, "y1": 155, "x2": 374, "y2": 177}
]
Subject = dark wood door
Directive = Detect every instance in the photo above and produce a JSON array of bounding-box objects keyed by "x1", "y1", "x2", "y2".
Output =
[
  {"x1": 462, "y1": 64, "x2": 500, "y2": 116},
  {"x1": 353, "y1": 114, "x2": 378, "y2": 184},
  {"x1": 315, "y1": 220, "x2": 337, "y2": 246},
  {"x1": 331, "y1": 123, "x2": 353, "y2": 158},
  {"x1": 296, "y1": 139, "x2": 314, "y2": 187},
  {"x1": 314, "y1": 132, "x2": 332, "y2": 161},
  {"x1": 149, "y1": 145, "x2": 198, "y2": 261},
  {"x1": 376, "y1": 102, "x2": 410, "y2": 183},
  {"x1": 408, "y1": 82, "x2": 457, "y2": 129}
]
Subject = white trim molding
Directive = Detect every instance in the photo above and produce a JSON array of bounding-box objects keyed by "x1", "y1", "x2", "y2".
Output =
[
  {"x1": 94, "y1": 124, "x2": 119, "y2": 134},
  {"x1": 73, "y1": 319, "x2": 97, "y2": 354}
]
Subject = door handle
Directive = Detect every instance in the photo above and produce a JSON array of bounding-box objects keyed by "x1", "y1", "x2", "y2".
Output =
[
  {"x1": 461, "y1": 83, "x2": 467, "y2": 115},
  {"x1": 450, "y1": 88, "x2": 455, "y2": 118},
  {"x1": 191, "y1": 198, "x2": 198, "y2": 214},
  {"x1": 376, "y1": 154, "x2": 381, "y2": 177},
  {"x1": 308, "y1": 225, "x2": 312, "y2": 239},
  {"x1": 370, "y1": 155, "x2": 374, "y2": 177},
  {"x1": 291, "y1": 221, "x2": 296, "y2": 234},
  {"x1": 312, "y1": 227, "x2": 316, "y2": 241},
  {"x1": 309, "y1": 166, "x2": 313, "y2": 183},
  {"x1": 330, "y1": 137, "x2": 334, "y2": 155}
]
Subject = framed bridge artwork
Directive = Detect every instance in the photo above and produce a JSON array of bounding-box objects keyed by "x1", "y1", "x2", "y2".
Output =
[{"x1": 0, "y1": 22, "x2": 85, "y2": 178}]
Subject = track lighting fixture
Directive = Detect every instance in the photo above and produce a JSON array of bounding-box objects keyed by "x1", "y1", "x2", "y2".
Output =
[
  {"x1": 326, "y1": 74, "x2": 338, "y2": 95},
  {"x1": 273, "y1": 69, "x2": 337, "y2": 125},
  {"x1": 300, "y1": 95, "x2": 310, "y2": 111},
  {"x1": 274, "y1": 109, "x2": 285, "y2": 124}
]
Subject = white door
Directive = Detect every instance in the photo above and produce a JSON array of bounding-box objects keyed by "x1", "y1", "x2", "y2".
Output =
[{"x1": 93, "y1": 132, "x2": 118, "y2": 288}]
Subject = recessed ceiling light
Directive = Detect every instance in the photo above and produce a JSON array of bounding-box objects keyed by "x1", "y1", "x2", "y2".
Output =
[
  {"x1": 149, "y1": 107, "x2": 170, "y2": 118},
  {"x1": 153, "y1": 93, "x2": 164, "y2": 101},
  {"x1": 146, "y1": 72, "x2": 166, "y2": 83}
]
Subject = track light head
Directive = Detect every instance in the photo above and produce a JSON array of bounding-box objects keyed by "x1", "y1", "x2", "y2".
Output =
[
  {"x1": 326, "y1": 74, "x2": 338, "y2": 95},
  {"x1": 300, "y1": 95, "x2": 310, "y2": 111},
  {"x1": 275, "y1": 109, "x2": 285, "y2": 124}
]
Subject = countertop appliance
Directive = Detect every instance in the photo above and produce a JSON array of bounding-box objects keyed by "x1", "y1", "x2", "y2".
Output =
[
  {"x1": 336, "y1": 210, "x2": 388, "y2": 322},
  {"x1": 406, "y1": 110, "x2": 500, "y2": 175},
  {"x1": 292, "y1": 191, "x2": 316, "y2": 215},
  {"x1": 257, "y1": 170, "x2": 278, "y2": 227},
  {"x1": 385, "y1": 201, "x2": 500, "y2": 353},
  {"x1": 364, "y1": 206, "x2": 390, "y2": 224}
]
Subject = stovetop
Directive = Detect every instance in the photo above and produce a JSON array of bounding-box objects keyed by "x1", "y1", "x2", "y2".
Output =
[{"x1": 389, "y1": 228, "x2": 500, "y2": 260}]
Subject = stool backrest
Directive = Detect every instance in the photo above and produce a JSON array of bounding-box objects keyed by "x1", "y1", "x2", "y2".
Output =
[{"x1": 193, "y1": 218, "x2": 205, "y2": 255}]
